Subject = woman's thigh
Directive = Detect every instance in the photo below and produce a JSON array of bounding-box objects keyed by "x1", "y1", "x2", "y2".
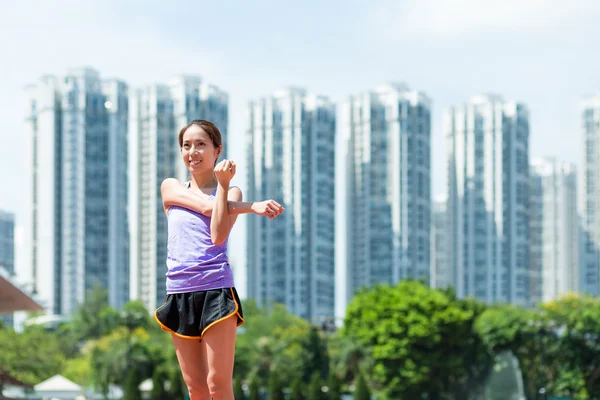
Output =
[
  {"x1": 172, "y1": 334, "x2": 210, "y2": 395},
  {"x1": 202, "y1": 315, "x2": 238, "y2": 382}
]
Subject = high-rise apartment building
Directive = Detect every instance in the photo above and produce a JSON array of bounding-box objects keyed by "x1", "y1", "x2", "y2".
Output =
[
  {"x1": 129, "y1": 84, "x2": 176, "y2": 313},
  {"x1": 0, "y1": 210, "x2": 15, "y2": 326},
  {"x1": 446, "y1": 94, "x2": 530, "y2": 305},
  {"x1": 246, "y1": 87, "x2": 336, "y2": 322},
  {"x1": 338, "y1": 83, "x2": 431, "y2": 315},
  {"x1": 431, "y1": 197, "x2": 451, "y2": 289},
  {"x1": 23, "y1": 68, "x2": 129, "y2": 315},
  {"x1": 529, "y1": 158, "x2": 578, "y2": 303},
  {"x1": 581, "y1": 95, "x2": 600, "y2": 296}
]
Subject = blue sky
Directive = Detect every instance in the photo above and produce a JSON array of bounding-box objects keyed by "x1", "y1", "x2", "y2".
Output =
[{"x1": 1, "y1": 0, "x2": 599, "y2": 294}]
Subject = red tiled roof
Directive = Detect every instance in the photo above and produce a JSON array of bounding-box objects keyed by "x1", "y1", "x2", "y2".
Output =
[
  {"x1": 0, "y1": 276, "x2": 42, "y2": 313},
  {"x1": 0, "y1": 370, "x2": 33, "y2": 388}
]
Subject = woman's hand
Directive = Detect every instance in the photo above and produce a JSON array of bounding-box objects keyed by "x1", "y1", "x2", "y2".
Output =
[
  {"x1": 214, "y1": 159, "x2": 236, "y2": 186},
  {"x1": 252, "y1": 200, "x2": 284, "y2": 219}
]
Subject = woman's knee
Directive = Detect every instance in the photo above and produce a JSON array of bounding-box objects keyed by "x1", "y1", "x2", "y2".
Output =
[
  {"x1": 180, "y1": 368, "x2": 209, "y2": 394},
  {"x1": 206, "y1": 371, "x2": 232, "y2": 397},
  {"x1": 185, "y1": 380, "x2": 210, "y2": 400}
]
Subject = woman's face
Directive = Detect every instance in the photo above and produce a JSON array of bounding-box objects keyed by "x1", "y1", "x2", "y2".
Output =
[{"x1": 180, "y1": 125, "x2": 221, "y2": 174}]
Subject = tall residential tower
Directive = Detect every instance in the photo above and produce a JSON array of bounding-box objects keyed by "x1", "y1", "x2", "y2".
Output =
[
  {"x1": 431, "y1": 197, "x2": 451, "y2": 289},
  {"x1": 246, "y1": 87, "x2": 336, "y2": 322},
  {"x1": 0, "y1": 210, "x2": 15, "y2": 326},
  {"x1": 23, "y1": 68, "x2": 129, "y2": 315},
  {"x1": 339, "y1": 83, "x2": 431, "y2": 315},
  {"x1": 446, "y1": 94, "x2": 530, "y2": 305},
  {"x1": 529, "y1": 158, "x2": 578, "y2": 303},
  {"x1": 581, "y1": 95, "x2": 600, "y2": 296}
]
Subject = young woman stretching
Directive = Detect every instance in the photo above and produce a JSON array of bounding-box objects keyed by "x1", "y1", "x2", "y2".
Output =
[{"x1": 155, "y1": 120, "x2": 283, "y2": 399}]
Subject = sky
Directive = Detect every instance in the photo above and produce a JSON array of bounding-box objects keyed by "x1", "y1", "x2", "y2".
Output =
[{"x1": 1, "y1": 0, "x2": 599, "y2": 297}]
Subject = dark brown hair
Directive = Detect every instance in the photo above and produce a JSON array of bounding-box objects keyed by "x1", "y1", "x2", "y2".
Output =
[{"x1": 178, "y1": 120, "x2": 223, "y2": 150}]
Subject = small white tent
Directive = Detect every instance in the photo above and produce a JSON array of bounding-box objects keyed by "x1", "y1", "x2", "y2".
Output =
[
  {"x1": 138, "y1": 378, "x2": 153, "y2": 400},
  {"x1": 34, "y1": 375, "x2": 83, "y2": 399},
  {"x1": 138, "y1": 378, "x2": 153, "y2": 392}
]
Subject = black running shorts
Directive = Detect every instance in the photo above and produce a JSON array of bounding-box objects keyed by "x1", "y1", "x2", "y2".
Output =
[{"x1": 154, "y1": 287, "x2": 244, "y2": 340}]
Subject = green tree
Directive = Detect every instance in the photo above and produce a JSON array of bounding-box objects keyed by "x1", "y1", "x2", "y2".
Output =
[
  {"x1": 120, "y1": 301, "x2": 152, "y2": 329},
  {"x1": 541, "y1": 294, "x2": 600, "y2": 398},
  {"x1": 0, "y1": 325, "x2": 65, "y2": 385},
  {"x1": 235, "y1": 300, "x2": 313, "y2": 385},
  {"x1": 145, "y1": 326, "x2": 184, "y2": 399},
  {"x1": 89, "y1": 326, "x2": 154, "y2": 395},
  {"x1": 289, "y1": 377, "x2": 304, "y2": 400},
  {"x1": 353, "y1": 372, "x2": 370, "y2": 400},
  {"x1": 233, "y1": 376, "x2": 246, "y2": 400},
  {"x1": 302, "y1": 326, "x2": 329, "y2": 383},
  {"x1": 54, "y1": 322, "x2": 81, "y2": 359},
  {"x1": 123, "y1": 368, "x2": 143, "y2": 400},
  {"x1": 477, "y1": 294, "x2": 600, "y2": 399},
  {"x1": 447, "y1": 297, "x2": 494, "y2": 398},
  {"x1": 327, "y1": 370, "x2": 342, "y2": 400},
  {"x1": 476, "y1": 304, "x2": 548, "y2": 400},
  {"x1": 270, "y1": 320, "x2": 312, "y2": 384},
  {"x1": 71, "y1": 286, "x2": 121, "y2": 340},
  {"x1": 62, "y1": 356, "x2": 93, "y2": 387},
  {"x1": 343, "y1": 280, "x2": 491, "y2": 399},
  {"x1": 328, "y1": 333, "x2": 372, "y2": 384},
  {"x1": 150, "y1": 367, "x2": 168, "y2": 400},
  {"x1": 267, "y1": 370, "x2": 284, "y2": 400},
  {"x1": 166, "y1": 366, "x2": 186, "y2": 399},
  {"x1": 249, "y1": 376, "x2": 260, "y2": 400},
  {"x1": 308, "y1": 372, "x2": 325, "y2": 400}
]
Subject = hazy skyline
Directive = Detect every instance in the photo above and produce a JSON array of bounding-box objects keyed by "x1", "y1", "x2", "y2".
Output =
[{"x1": 2, "y1": 0, "x2": 599, "y2": 297}]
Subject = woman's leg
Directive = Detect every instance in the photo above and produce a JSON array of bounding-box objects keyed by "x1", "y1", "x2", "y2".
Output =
[
  {"x1": 202, "y1": 315, "x2": 238, "y2": 399},
  {"x1": 172, "y1": 334, "x2": 211, "y2": 400}
]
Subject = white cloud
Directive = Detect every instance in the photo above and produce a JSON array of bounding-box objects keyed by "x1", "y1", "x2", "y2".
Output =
[{"x1": 367, "y1": 0, "x2": 600, "y2": 38}]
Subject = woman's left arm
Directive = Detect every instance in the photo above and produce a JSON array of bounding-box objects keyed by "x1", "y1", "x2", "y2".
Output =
[{"x1": 211, "y1": 160, "x2": 242, "y2": 245}]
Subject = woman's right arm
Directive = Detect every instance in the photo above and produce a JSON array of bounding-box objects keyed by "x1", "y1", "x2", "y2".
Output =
[
  {"x1": 160, "y1": 178, "x2": 285, "y2": 218},
  {"x1": 160, "y1": 178, "x2": 213, "y2": 216}
]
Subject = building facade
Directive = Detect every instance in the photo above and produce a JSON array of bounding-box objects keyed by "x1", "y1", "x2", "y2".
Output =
[
  {"x1": 529, "y1": 158, "x2": 578, "y2": 303},
  {"x1": 129, "y1": 85, "x2": 176, "y2": 313},
  {"x1": 446, "y1": 94, "x2": 530, "y2": 305},
  {"x1": 23, "y1": 75, "x2": 64, "y2": 315},
  {"x1": 431, "y1": 197, "x2": 451, "y2": 289},
  {"x1": 23, "y1": 68, "x2": 129, "y2": 315},
  {"x1": 338, "y1": 83, "x2": 431, "y2": 315},
  {"x1": 246, "y1": 87, "x2": 336, "y2": 322},
  {"x1": 580, "y1": 95, "x2": 600, "y2": 296},
  {"x1": 0, "y1": 210, "x2": 15, "y2": 326}
]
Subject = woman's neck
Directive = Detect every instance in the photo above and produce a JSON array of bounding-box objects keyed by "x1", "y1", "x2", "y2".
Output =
[{"x1": 189, "y1": 172, "x2": 217, "y2": 190}]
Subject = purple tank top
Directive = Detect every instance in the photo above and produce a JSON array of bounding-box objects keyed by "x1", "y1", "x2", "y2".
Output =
[{"x1": 165, "y1": 185, "x2": 234, "y2": 293}]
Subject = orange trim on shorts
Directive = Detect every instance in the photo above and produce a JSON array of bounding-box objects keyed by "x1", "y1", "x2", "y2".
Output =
[
  {"x1": 200, "y1": 288, "x2": 245, "y2": 337},
  {"x1": 153, "y1": 309, "x2": 203, "y2": 340},
  {"x1": 153, "y1": 288, "x2": 245, "y2": 340}
]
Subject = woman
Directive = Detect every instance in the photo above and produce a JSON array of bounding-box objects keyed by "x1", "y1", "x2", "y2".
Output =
[{"x1": 155, "y1": 120, "x2": 283, "y2": 399}]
